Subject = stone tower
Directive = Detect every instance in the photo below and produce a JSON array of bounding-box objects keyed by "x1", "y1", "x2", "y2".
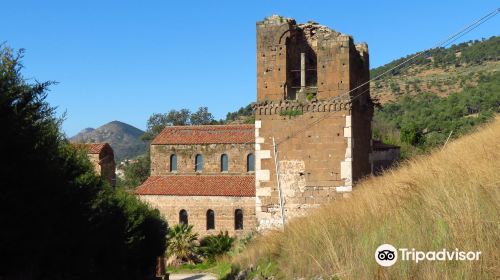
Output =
[{"x1": 254, "y1": 15, "x2": 373, "y2": 230}]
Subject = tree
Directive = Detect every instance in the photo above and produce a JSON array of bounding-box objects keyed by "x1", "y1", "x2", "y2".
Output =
[
  {"x1": 225, "y1": 104, "x2": 254, "y2": 123},
  {"x1": 142, "y1": 109, "x2": 191, "y2": 141},
  {"x1": 142, "y1": 107, "x2": 217, "y2": 141},
  {"x1": 166, "y1": 108, "x2": 191, "y2": 126},
  {"x1": 400, "y1": 122, "x2": 423, "y2": 146},
  {"x1": 119, "y1": 151, "x2": 151, "y2": 189},
  {"x1": 0, "y1": 46, "x2": 167, "y2": 279},
  {"x1": 190, "y1": 106, "x2": 215, "y2": 125}
]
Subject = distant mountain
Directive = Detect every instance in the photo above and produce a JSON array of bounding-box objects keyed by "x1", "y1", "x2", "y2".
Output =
[{"x1": 70, "y1": 121, "x2": 147, "y2": 161}]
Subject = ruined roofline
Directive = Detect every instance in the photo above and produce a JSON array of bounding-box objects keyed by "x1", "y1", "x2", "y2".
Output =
[
  {"x1": 257, "y1": 14, "x2": 351, "y2": 41},
  {"x1": 257, "y1": 15, "x2": 372, "y2": 51}
]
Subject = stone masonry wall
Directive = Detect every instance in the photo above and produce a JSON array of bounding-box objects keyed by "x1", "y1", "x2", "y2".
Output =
[
  {"x1": 87, "y1": 153, "x2": 101, "y2": 175},
  {"x1": 255, "y1": 16, "x2": 373, "y2": 230},
  {"x1": 254, "y1": 104, "x2": 353, "y2": 229},
  {"x1": 87, "y1": 153, "x2": 116, "y2": 186},
  {"x1": 257, "y1": 16, "x2": 354, "y2": 103},
  {"x1": 139, "y1": 195, "x2": 256, "y2": 237},
  {"x1": 150, "y1": 143, "x2": 254, "y2": 176}
]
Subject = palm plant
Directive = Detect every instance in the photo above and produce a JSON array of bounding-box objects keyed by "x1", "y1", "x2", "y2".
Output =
[
  {"x1": 199, "y1": 231, "x2": 235, "y2": 262},
  {"x1": 166, "y1": 223, "x2": 199, "y2": 265}
]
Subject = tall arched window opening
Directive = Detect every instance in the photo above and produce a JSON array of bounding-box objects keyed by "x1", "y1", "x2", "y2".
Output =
[
  {"x1": 179, "y1": 209, "x2": 188, "y2": 225},
  {"x1": 221, "y1": 154, "x2": 228, "y2": 172},
  {"x1": 170, "y1": 154, "x2": 177, "y2": 172},
  {"x1": 195, "y1": 154, "x2": 203, "y2": 172},
  {"x1": 206, "y1": 209, "x2": 215, "y2": 230},
  {"x1": 235, "y1": 209, "x2": 243, "y2": 230},
  {"x1": 247, "y1": 153, "x2": 255, "y2": 172}
]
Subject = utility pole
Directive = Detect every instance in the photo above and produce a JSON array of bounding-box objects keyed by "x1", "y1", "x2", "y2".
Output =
[{"x1": 273, "y1": 137, "x2": 286, "y2": 228}]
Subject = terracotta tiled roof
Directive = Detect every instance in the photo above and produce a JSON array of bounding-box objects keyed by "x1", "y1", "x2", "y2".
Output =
[
  {"x1": 151, "y1": 124, "x2": 255, "y2": 145},
  {"x1": 135, "y1": 175, "x2": 255, "y2": 197},
  {"x1": 73, "y1": 143, "x2": 110, "y2": 154}
]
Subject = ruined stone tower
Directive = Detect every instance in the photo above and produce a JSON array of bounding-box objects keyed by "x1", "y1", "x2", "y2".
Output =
[{"x1": 254, "y1": 15, "x2": 373, "y2": 230}]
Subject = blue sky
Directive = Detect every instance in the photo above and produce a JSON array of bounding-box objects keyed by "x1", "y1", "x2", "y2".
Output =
[{"x1": 2, "y1": 1, "x2": 499, "y2": 136}]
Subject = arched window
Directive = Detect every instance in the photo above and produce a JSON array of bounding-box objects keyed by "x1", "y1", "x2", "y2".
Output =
[
  {"x1": 206, "y1": 209, "x2": 215, "y2": 230},
  {"x1": 179, "y1": 209, "x2": 188, "y2": 225},
  {"x1": 195, "y1": 154, "x2": 203, "y2": 172},
  {"x1": 247, "y1": 153, "x2": 255, "y2": 172},
  {"x1": 170, "y1": 154, "x2": 177, "y2": 172},
  {"x1": 235, "y1": 209, "x2": 243, "y2": 230},
  {"x1": 221, "y1": 154, "x2": 228, "y2": 172}
]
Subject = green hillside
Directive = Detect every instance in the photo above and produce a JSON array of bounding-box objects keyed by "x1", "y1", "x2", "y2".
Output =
[
  {"x1": 370, "y1": 36, "x2": 500, "y2": 158},
  {"x1": 370, "y1": 36, "x2": 499, "y2": 103}
]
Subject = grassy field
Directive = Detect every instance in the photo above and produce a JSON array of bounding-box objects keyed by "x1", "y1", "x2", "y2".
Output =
[{"x1": 233, "y1": 118, "x2": 500, "y2": 279}]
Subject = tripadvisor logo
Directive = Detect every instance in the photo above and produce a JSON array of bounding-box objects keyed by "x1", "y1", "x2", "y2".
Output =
[
  {"x1": 375, "y1": 244, "x2": 481, "y2": 267},
  {"x1": 375, "y1": 244, "x2": 398, "y2": 267}
]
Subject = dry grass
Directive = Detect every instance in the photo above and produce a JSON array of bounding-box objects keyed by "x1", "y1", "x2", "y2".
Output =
[{"x1": 234, "y1": 118, "x2": 500, "y2": 279}]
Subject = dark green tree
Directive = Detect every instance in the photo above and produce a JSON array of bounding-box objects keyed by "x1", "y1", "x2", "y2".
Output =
[
  {"x1": 400, "y1": 122, "x2": 423, "y2": 146},
  {"x1": 0, "y1": 46, "x2": 167, "y2": 279}
]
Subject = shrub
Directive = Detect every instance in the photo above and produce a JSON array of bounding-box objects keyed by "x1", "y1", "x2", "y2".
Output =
[
  {"x1": 400, "y1": 122, "x2": 423, "y2": 145},
  {"x1": 166, "y1": 224, "x2": 199, "y2": 265},
  {"x1": 199, "y1": 231, "x2": 235, "y2": 262}
]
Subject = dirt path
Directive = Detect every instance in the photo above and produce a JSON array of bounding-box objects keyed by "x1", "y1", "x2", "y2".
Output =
[{"x1": 168, "y1": 273, "x2": 218, "y2": 280}]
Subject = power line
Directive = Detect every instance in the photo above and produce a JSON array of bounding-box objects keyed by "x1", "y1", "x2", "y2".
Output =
[
  {"x1": 334, "y1": 7, "x2": 500, "y2": 104},
  {"x1": 275, "y1": 8, "x2": 499, "y2": 145},
  {"x1": 234, "y1": 9, "x2": 498, "y2": 149}
]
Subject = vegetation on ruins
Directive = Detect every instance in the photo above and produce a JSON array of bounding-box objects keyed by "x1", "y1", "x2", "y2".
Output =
[
  {"x1": 232, "y1": 117, "x2": 500, "y2": 279},
  {"x1": 279, "y1": 109, "x2": 303, "y2": 117},
  {"x1": 0, "y1": 46, "x2": 167, "y2": 279}
]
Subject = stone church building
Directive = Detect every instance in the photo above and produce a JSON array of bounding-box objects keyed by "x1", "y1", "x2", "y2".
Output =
[
  {"x1": 136, "y1": 15, "x2": 396, "y2": 235},
  {"x1": 135, "y1": 125, "x2": 257, "y2": 236}
]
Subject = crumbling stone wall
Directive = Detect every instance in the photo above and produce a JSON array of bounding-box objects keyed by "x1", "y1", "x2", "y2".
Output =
[{"x1": 255, "y1": 15, "x2": 372, "y2": 230}]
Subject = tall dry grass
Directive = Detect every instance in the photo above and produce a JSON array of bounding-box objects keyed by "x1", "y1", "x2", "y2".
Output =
[{"x1": 235, "y1": 118, "x2": 500, "y2": 279}]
